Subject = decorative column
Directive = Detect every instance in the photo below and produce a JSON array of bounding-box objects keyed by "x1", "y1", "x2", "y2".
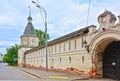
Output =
[{"x1": 87, "y1": 49, "x2": 103, "y2": 78}]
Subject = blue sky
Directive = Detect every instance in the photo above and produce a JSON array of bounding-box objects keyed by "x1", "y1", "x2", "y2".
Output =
[{"x1": 0, "y1": 0, "x2": 120, "y2": 54}]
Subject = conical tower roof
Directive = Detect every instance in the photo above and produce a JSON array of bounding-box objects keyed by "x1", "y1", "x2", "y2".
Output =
[{"x1": 23, "y1": 7, "x2": 36, "y2": 35}]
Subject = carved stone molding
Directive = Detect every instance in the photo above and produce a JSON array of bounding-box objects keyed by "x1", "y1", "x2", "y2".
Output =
[{"x1": 98, "y1": 10, "x2": 116, "y2": 30}]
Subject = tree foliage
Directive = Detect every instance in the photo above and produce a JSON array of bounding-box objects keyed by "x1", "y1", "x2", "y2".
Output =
[
  {"x1": 35, "y1": 29, "x2": 50, "y2": 46},
  {"x1": 3, "y1": 44, "x2": 20, "y2": 66}
]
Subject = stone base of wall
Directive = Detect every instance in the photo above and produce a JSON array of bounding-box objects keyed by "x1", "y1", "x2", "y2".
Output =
[
  {"x1": 25, "y1": 64, "x2": 85, "y2": 75},
  {"x1": 25, "y1": 64, "x2": 103, "y2": 78},
  {"x1": 49, "y1": 67, "x2": 85, "y2": 75},
  {"x1": 18, "y1": 63, "x2": 26, "y2": 67},
  {"x1": 25, "y1": 64, "x2": 46, "y2": 70},
  {"x1": 87, "y1": 68, "x2": 102, "y2": 78}
]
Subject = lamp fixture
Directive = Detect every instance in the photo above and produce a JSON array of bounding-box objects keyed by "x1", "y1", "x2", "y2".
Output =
[{"x1": 83, "y1": 40, "x2": 90, "y2": 53}]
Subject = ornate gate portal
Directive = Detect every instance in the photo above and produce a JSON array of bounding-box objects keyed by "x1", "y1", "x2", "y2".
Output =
[{"x1": 103, "y1": 41, "x2": 120, "y2": 80}]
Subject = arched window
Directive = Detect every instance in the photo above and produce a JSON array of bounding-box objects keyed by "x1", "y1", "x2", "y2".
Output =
[
  {"x1": 64, "y1": 43, "x2": 65, "y2": 51},
  {"x1": 75, "y1": 40, "x2": 76, "y2": 49},
  {"x1": 60, "y1": 57, "x2": 61, "y2": 63},
  {"x1": 52, "y1": 58, "x2": 54, "y2": 63},
  {"x1": 59, "y1": 43, "x2": 61, "y2": 52},
  {"x1": 37, "y1": 59, "x2": 39, "y2": 63},
  {"x1": 41, "y1": 59, "x2": 43, "y2": 63},
  {"x1": 69, "y1": 57, "x2": 71, "y2": 63},
  {"x1": 69, "y1": 41, "x2": 71, "y2": 50},
  {"x1": 82, "y1": 56, "x2": 84, "y2": 63}
]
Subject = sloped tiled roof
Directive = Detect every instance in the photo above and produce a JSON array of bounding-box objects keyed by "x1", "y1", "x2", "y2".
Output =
[
  {"x1": 23, "y1": 16, "x2": 36, "y2": 35},
  {"x1": 24, "y1": 25, "x2": 95, "y2": 54}
]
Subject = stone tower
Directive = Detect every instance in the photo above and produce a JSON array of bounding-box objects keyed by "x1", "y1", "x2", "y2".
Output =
[
  {"x1": 21, "y1": 16, "x2": 38, "y2": 48},
  {"x1": 18, "y1": 9, "x2": 39, "y2": 67}
]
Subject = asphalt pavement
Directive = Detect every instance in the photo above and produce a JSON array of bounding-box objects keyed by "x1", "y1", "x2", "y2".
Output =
[
  {"x1": 0, "y1": 63, "x2": 116, "y2": 81},
  {"x1": 19, "y1": 67, "x2": 116, "y2": 81},
  {"x1": 0, "y1": 64, "x2": 39, "y2": 81}
]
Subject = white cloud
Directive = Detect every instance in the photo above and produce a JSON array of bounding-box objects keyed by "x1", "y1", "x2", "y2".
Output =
[
  {"x1": 31, "y1": 0, "x2": 120, "y2": 40},
  {"x1": 0, "y1": 0, "x2": 120, "y2": 54},
  {"x1": 40, "y1": 0, "x2": 90, "y2": 39},
  {"x1": 0, "y1": 48, "x2": 6, "y2": 54},
  {"x1": 0, "y1": 41, "x2": 15, "y2": 46}
]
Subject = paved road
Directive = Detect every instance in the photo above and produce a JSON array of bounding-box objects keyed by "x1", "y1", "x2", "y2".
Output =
[
  {"x1": 0, "y1": 64, "x2": 115, "y2": 81},
  {"x1": 0, "y1": 64, "x2": 40, "y2": 81},
  {"x1": 19, "y1": 67, "x2": 115, "y2": 81}
]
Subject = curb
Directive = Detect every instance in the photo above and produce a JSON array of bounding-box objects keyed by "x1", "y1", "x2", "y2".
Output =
[
  {"x1": 71, "y1": 77, "x2": 90, "y2": 81},
  {"x1": 19, "y1": 69, "x2": 41, "y2": 79}
]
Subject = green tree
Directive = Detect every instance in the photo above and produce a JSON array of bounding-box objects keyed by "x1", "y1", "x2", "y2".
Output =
[
  {"x1": 3, "y1": 44, "x2": 20, "y2": 66},
  {"x1": 35, "y1": 29, "x2": 50, "y2": 46}
]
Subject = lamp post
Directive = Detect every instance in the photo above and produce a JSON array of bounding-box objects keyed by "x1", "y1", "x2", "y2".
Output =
[{"x1": 32, "y1": 0, "x2": 48, "y2": 71}]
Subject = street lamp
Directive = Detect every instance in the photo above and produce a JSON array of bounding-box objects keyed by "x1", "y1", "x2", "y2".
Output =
[{"x1": 32, "y1": 0, "x2": 48, "y2": 71}]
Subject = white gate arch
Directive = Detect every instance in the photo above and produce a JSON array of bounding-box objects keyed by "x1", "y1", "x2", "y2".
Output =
[{"x1": 88, "y1": 30, "x2": 120, "y2": 77}]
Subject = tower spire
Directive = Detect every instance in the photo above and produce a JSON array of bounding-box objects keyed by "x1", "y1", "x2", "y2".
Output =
[
  {"x1": 23, "y1": 5, "x2": 36, "y2": 35},
  {"x1": 27, "y1": 5, "x2": 32, "y2": 23},
  {"x1": 28, "y1": 5, "x2": 31, "y2": 17}
]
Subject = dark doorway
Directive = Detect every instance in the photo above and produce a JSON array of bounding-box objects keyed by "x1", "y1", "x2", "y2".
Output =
[{"x1": 103, "y1": 41, "x2": 120, "y2": 80}]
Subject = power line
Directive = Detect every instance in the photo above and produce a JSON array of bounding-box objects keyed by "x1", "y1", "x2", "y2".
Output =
[
  {"x1": 86, "y1": 0, "x2": 91, "y2": 26},
  {"x1": 91, "y1": 0, "x2": 94, "y2": 25}
]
